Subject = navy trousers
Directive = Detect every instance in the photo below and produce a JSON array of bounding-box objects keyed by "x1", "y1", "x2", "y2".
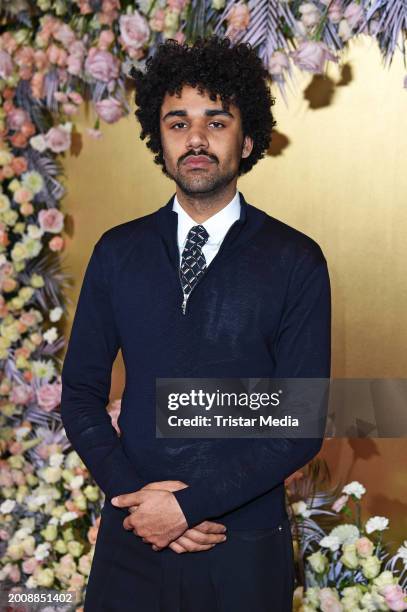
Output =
[{"x1": 84, "y1": 501, "x2": 295, "y2": 612}]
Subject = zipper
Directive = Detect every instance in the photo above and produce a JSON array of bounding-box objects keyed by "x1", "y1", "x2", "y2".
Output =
[
  {"x1": 178, "y1": 263, "x2": 206, "y2": 315},
  {"x1": 178, "y1": 218, "x2": 241, "y2": 315}
]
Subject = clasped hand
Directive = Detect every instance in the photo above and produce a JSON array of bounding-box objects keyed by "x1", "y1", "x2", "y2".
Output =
[{"x1": 110, "y1": 480, "x2": 227, "y2": 553}]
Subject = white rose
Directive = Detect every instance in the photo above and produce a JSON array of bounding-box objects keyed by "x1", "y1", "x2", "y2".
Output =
[{"x1": 342, "y1": 481, "x2": 366, "y2": 499}]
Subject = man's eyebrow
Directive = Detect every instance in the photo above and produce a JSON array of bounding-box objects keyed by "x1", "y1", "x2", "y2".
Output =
[{"x1": 161, "y1": 108, "x2": 234, "y2": 121}]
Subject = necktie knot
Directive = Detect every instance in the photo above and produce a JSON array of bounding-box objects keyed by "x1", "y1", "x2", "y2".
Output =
[{"x1": 185, "y1": 224, "x2": 209, "y2": 250}]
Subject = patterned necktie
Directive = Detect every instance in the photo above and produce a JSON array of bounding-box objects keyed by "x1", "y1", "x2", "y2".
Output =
[{"x1": 180, "y1": 224, "x2": 209, "y2": 296}]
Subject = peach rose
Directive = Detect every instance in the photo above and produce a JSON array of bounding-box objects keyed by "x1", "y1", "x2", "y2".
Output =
[
  {"x1": 33, "y1": 50, "x2": 49, "y2": 71},
  {"x1": 355, "y1": 536, "x2": 374, "y2": 558},
  {"x1": 49, "y1": 235, "x2": 64, "y2": 251},
  {"x1": 11, "y1": 156, "x2": 28, "y2": 174},
  {"x1": 225, "y1": 2, "x2": 250, "y2": 40}
]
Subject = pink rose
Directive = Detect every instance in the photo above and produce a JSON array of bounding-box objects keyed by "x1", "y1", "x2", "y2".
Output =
[
  {"x1": 31, "y1": 72, "x2": 45, "y2": 100},
  {"x1": 69, "y1": 40, "x2": 86, "y2": 59},
  {"x1": 34, "y1": 50, "x2": 49, "y2": 70},
  {"x1": 22, "y1": 558, "x2": 38, "y2": 574},
  {"x1": 344, "y1": 2, "x2": 364, "y2": 29},
  {"x1": 7, "y1": 108, "x2": 30, "y2": 131},
  {"x1": 67, "y1": 54, "x2": 83, "y2": 76},
  {"x1": 68, "y1": 91, "x2": 84, "y2": 105},
  {"x1": 150, "y1": 9, "x2": 165, "y2": 32},
  {"x1": 95, "y1": 97, "x2": 124, "y2": 124},
  {"x1": 54, "y1": 91, "x2": 69, "y2": 103},
  {"x1": 8, "y1": 564, "x2": 21, "y2": 583},
  {"x1": 84, "y1": 48, "x2": 119, "y2": 82},
  {"x1": 355, "y1": 537, "x2": 374, "y2": 558},
  {"x1": 36, "y1": 382, "x2": 62, "y2": 412},
  {"x1": 119, "y1": 11, "x2": 150, "y2": 54},
  {"x1": 319, "y1": 588, "x2": 343, "y2": 612},
  {"x1": 269, "y1": 51, "x2": 290, "y2": 76},
  {"x1": 173, "y1": 31, "x2": 186, "y2": 45},
  {"x1": 0, "y1": 49, "x2": 14, "y2": 79},
  {"x1": 0, "y1": 530, "x2": 10, "y2": 540},
  {"x1": 225, "y1": 3, "x2": 250, "y2": 40},
  {"x1": 53, "y1": 23, "x2": 76, "y2": 48},
  {"x1": 86, "y1": 128, "x2": 103, "y2": 139},
  {"x1": 44, "y1": 124, "x2": 71, "y2": 152},
  {"x1": 98, "y1": 29, "x2": 115, "y2": 51},
  {"x1": 328, "y1": 0, "x2": 343, "y2": 24},
  {"x1": 38, "y1": 208, "x2": 64, "y2": 233},
  {"x1": 0, "y1": 469, "x2": 13, "y2": 487},
  {"x1": 299, "y1": 3, "x2": 321, "y2": 28},
  {"x1": 168, "y1": 0, "x2": 188, "y2": 9},
  {"x1": 62, "y1": 103, "x2": 79, "y2": 116},
  {"x1": 380, "y1": 584, "x2": 407, "y2": 611},
  {"x1": 290, "y1": 40, "x2": 338, "y2": 74},
  {"x1": 10, "y1": 384, "x2": 34, "y2": 406},
  {"x1": 1, "y1": 32, "x2": 18, "y2": 54},
  {"x1": 332, "y1": 494, "x2": 348, "y2": 513}
]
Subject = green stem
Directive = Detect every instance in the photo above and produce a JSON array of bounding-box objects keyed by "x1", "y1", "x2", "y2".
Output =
[{"x1": 313, "y1": 0, "x2": 335, "y2": 42}]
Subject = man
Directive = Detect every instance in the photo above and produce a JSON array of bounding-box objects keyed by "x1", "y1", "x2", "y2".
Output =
[{"x1": 60, "y1": 36, "x2": 331, "y2": 611}]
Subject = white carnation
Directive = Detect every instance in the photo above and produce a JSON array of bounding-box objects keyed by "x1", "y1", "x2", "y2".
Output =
[
  {"x1": 365, "y1": 516, "x2": 389, "y2": 534},
  {"x1": 342, "y1": 481, "x2": 366, "y2": 499}
]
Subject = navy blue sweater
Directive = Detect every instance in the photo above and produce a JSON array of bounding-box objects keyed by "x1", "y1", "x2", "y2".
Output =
[{"x1": 60, "y1": 191, "x2": 331, "y2": 529}]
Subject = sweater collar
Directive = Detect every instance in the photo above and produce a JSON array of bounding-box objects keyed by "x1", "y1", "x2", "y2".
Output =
[{"x1": 156, "y1": 190, "x2": 263, "y2": 270}]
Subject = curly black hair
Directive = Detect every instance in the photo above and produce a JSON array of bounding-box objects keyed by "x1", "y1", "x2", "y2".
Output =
[{"x1": 129, "y1": 35, "x2": 276, "y2": 177}]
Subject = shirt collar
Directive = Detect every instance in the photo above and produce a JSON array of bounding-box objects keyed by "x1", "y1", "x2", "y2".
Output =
[{"x1": 172, "y1": 190, "x2": 241, "y2": 249}]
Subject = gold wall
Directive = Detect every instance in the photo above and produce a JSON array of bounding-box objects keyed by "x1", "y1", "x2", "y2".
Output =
[{"x1": 62, "y1": 36, "x2": 407, "y2": 541}]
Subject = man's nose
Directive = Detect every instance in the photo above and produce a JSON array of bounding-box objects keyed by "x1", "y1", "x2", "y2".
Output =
[{"x1": 185, "y1": 126, "x2": 209, "y2": 150}]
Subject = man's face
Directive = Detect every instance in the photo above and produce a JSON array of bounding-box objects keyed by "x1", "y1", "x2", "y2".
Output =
[{"x1": 160, "y1": 85, "x2": 253, "y2": 196}]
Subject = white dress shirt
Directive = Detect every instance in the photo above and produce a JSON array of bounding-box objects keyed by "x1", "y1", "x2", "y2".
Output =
[{"x1": 172, "y1": 190, "x2": 241, "y2": 267}]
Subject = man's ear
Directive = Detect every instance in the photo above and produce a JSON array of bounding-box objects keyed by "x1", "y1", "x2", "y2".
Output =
[{"x1": 241, "y1": 135, "x2": 254, "y2": 159}]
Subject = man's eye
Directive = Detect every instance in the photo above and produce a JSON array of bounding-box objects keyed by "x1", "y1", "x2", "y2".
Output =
[
  {"x1": 171, "y1": 122, "x2": 187, "y2": 129},
  {"x1": 210, "y1": 122, "x2": 225, "y2": 128}
]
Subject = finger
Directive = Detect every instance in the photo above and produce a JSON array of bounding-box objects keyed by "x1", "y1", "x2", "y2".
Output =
[
  {"x1": 180, "y1": 530, "x2": 227, "y2": 545},
  {"x1": 111, "y1": 491, "x2": 144, "y2": 508},
  {"x1": 142, "y1": 481, "x2": 188, "y2": 493},
  {"x1": 195, "y1": 521, "x2": 227, "y2": 534},
  {"x1": 169, "y1": 541, "x2": 187, "y2": 554},
  {"x1": 123, "y1": 515, "x2": 137, "y2": 532},
  {"x1": 175, "y1": 535, "x2": 222, "y2": 551}
]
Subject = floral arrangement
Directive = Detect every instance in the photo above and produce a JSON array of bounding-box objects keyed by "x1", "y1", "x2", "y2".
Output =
[
  {"x1": 1, "y1": 0, "x2": 407, "y2": 608},
  {"x1": 287, "y1": 473, "x2": 407, "y2": 611}
]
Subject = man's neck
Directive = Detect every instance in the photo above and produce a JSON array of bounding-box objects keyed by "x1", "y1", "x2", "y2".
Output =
[{"x1": 175, "y1": 182, "x2": 238, "y2": 223}]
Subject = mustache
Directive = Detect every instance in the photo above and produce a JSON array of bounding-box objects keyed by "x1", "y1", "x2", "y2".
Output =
[{"x1": 179, "y1": 151, "x2": 218, "y2": 164}]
